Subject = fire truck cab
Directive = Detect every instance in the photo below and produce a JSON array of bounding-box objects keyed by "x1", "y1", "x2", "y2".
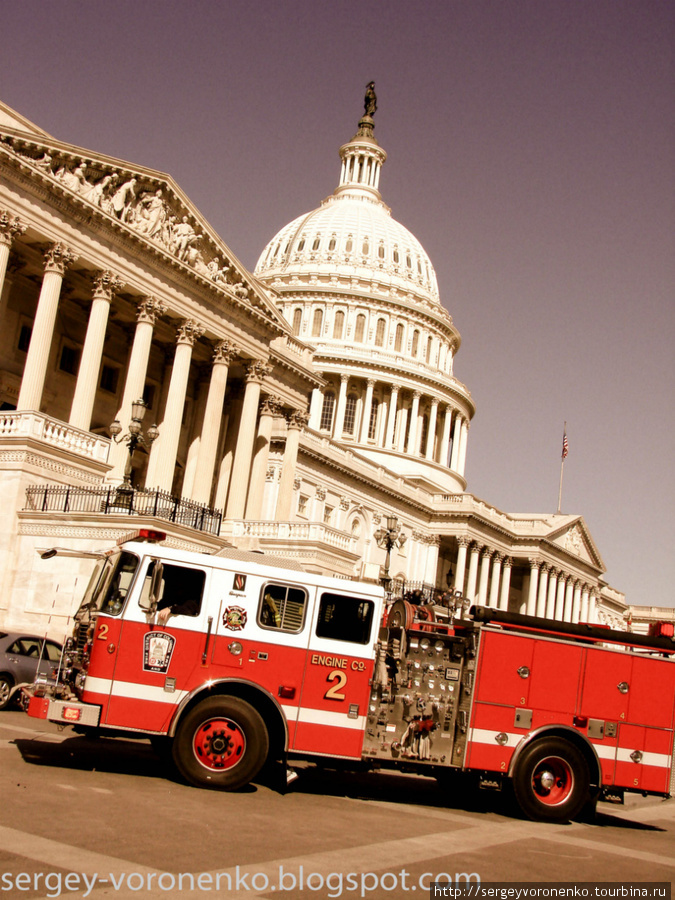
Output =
[{"x1": 25, "y1": 531, "x2": 675, "y2": 824}]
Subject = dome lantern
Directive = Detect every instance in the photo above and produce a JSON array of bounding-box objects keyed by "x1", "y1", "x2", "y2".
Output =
[{"x1": 335, "y1": 83, "x2": 387, "y2": 200}]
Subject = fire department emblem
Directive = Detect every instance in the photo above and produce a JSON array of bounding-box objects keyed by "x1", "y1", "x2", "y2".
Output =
[
  {"x1": 143, "y1": 632, "x2": 176, "y2": 673},
  {"x1": 223, "y1": 606, "x2": 247, "y2": 631}
]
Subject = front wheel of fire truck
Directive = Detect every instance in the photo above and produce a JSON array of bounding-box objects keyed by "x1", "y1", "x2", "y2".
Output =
[
  {"x1": 512, "y1": 737, "x2": 590, "y2": 823},
  {"x1": 173, "y1": 696, "x2": 269, "y2": 791}
]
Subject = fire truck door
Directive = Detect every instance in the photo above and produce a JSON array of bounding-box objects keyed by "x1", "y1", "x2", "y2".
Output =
[
  {"x1": 292, "y1": 589, "x2": 377, "y2": 759},
  {"x1": 104, "y1": 560, "x2": 211, "y2": 732}
]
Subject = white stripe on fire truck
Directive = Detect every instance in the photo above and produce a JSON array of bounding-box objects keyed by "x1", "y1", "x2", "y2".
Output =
[
  {"x1": 85, "y1": 677, "x2": 188, "y2": 705},
  {"x1": 469, "y1": 730, "x2": 672, "y2": 771},
  {"x1": 281, "y1": 704, "x2": 366, "y2": 731}
]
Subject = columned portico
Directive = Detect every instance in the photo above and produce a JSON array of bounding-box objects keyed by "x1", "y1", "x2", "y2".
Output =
[{"x1": 17, "y1": 243, "x2": 77, "y2": 412}]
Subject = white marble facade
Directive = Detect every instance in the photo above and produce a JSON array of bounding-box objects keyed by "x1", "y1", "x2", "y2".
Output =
[{"x1": 0, "y1": 98, "x2": 628, "y2": 638}]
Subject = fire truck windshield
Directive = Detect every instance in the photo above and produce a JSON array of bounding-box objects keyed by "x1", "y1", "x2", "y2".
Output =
[{"x1": 77, "y1": 551, "x2": 139, "y2": 617}]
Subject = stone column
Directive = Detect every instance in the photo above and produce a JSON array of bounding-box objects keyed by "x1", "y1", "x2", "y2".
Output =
[
  {"x1": 563, "y1": 578, "x2": 575, "y2": 623},
  {"x1": 439, "y1": 404, "x2": 453, "y2": 466},
  {"x1": 489, "y1": 553, "x2": 503, "y2": 607},
  {"x1": 546, "y1": 571, "x2": 558, "y2": 619},
  {"x1": 526, "y1": 560, "x2": 540, "y2": 616},
  {"x1": 17, "y1": 243, "x2": 77, "y2": 411},
  {"x1": 69, "y1": 271, "x2": 123, "y2": 431},
  {"x1": 147, "y1": 320, "x2": 204, "y2": 492},
  {"x1": 450, "y1": 412, "x2": 462, "y2": 471},
  {"x1": 458, "y1": 417, "x2": 470, "y2": 476},
  {"x1": 385, "y1": 385, "x2": 399, "y2": 449},
  {"x1": 407, "y1": 391, "x2": 421, "y2": 455},
  {"x1": 572, "y1": 581, "x2": 582, "y2": 623},
  {"x1": 425, "y1": 397, "x2": 439, "y2": 460},
  {"x1": 226, "y1": 361, "x2": 270, "y2": 519},
  {"x1": 536, "y1": 564, "x2": 550, "y2": 618},
  {"x1": 107, "y1": 297, "x2": 165, "y2": 483},
  {"x1": 359, "y1": 379, "x2": 375, "y2": 442},
  {"x1": 477, "y1": 548, "x2": 492, "y2": 606},
  {"x1": 276, "y1": 410, "x2": 309, "y2": 520},
  {"x1": 498, "y1": 557, "x2": 512, "y2": 611},
  {"x1": 396, "y1": 399, "x2": 409, "y2": 452},
  {"x1": 309, "y1": 387, "x2": 323, "y2": 430},
  {"x1": 191, "y1": 340, "x2": 238, "y2": 505},
  {"x1": 466, "y1": 544, "x2": 480, "y2": 604},
  {"x1": 554, "y1": 573, "x2": 567, "y2": 621},
  {"x1": 454, "y1": 536, "x2": 469, "y2": 595},
  {"x1": 245, "y1": 396, "x2": 280, "y2": 520},
  {"x1": 580, "y1": 586, "x2": 590, "y2": 622},
  {"x1": 333, "y1": 374, "x2": 349, "y2": 438},
  {"x1": 0, "y1": 211, "x2": 26, "y2": 303},
  {"x1": 425, "y1": 536, "x2": 441, "y2": 585}
]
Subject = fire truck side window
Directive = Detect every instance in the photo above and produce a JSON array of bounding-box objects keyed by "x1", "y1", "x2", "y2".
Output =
[
  {"x1": 258, "y1": 583, "x2": 307, "y2": 632},
  {"x1": 316, "y1": 593, "x2": 374, "y2": 644},
  {"x1": 152, "y1": 564, "x2": 205, "y2": 618}
]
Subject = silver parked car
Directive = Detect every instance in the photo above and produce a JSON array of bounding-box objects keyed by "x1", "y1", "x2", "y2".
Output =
[{"x1": 0, "y1": 632, "x2": 63, "y2": 709}]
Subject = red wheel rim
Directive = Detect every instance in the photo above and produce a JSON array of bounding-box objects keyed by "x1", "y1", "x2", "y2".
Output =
[
  {"x1": 532, "y1": 755, "x2": 574, "y2": 806},
  {"x1": 192, "y1": 717, "x2": 246, "y2": 771}
]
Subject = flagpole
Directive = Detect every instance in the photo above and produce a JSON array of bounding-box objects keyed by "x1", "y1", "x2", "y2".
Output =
[{"x1": 557, "y1": 422, "x2": 567, "y2": 514}]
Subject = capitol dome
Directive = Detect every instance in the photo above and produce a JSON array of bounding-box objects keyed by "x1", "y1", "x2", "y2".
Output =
[
  {"x1": 254, "y1": 97, "x2": 474, "y2": 495},
  {"x1": 255, "y1": 119, "x2": 440, "y2": 308}
]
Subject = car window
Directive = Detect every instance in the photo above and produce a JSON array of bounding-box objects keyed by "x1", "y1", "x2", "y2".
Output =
[
  {"x1": 316, "y1": 593, "x2": 374, "y2": 644},
  {"x1": 44, "y1": 642, "x2": 62, "y2": 663},
  {"x1": 8, "y1": 639, "x2": 42, "y2": 657},
  {"x1": 259, "y1": 583, "x2": 307, "y2": 633}
]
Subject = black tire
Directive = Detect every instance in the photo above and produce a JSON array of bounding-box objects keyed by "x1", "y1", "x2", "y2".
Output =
[
  {"x1": 172, "y1": 696, "x2": 269, "y2": 790},
  {"x1": 512, "y1": 737, "x2": 590, "y2": 823},
  {"x1": 0, "y1": 674, "x2": 14, "y2": 711}
]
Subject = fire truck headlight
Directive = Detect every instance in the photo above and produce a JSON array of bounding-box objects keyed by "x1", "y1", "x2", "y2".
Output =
[{"x1": 228, "y1": 641, "x2": 243, "y2": 656}]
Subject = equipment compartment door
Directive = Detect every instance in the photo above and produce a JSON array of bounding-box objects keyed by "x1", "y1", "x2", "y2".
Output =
[{"x1": 292, "y1": 589, "x2": 377, "y2": 758}]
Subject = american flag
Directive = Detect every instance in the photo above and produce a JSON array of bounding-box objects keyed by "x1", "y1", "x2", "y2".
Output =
[{"x1": 561, "y1": 430, "x2": 569, "y2": 460}]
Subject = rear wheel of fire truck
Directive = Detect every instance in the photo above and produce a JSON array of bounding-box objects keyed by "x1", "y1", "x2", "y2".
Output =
[
  {"x1": 173, "y1": 696, "x2": 269, "y2": 791},
  {"x1": 0, "y1": 674, "x2": 14, "y2": 710},
  {"x1": 512, "y1": 737, "x2": 590, "y2": 823}
]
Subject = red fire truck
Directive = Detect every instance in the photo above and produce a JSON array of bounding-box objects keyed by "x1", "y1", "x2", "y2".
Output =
[{"x1": 25, "y1": 530, "x2": 675, "y2": 823}]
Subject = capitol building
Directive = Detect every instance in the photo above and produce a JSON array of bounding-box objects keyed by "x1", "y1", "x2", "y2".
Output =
[{"x1": 0, "y1": 93, "x2": 647, "y2": 639}]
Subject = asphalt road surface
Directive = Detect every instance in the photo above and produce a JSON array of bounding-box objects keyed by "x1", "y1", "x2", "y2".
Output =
[{"x1": 0, "y1": 711, "x2": 673, "y2": 899}]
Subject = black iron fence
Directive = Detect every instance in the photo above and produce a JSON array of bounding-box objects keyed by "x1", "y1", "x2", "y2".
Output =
[{"x1": 24, "y1": 484, "x2": 222, "y2": 536}]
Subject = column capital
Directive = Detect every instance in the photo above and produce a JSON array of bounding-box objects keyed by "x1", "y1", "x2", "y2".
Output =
[
  {"x1": 92, "y1": 270, "x2": 124, "y2": 301},
  {"x1": 43, "y1": 242, "x2": 77, "y2": 275},
  {"x1": 430, "y1": 396, "x2": 440, "y2": 408},
  {"x1": 244, "y1": 359, "x2": 272, "y2": 383},
  {"x1": 288, "y1": 409, "x2": 310, "y2": 430},
  {"x1": 539, "y1": 562, "x2": 550, "y2": 574},
  {"x1": 502, "y1": 556, "x2": 512, "y2": 569},
  {"x1": 137, "y1": 296, "x2": 166, "y2": 325},
  {"x1": 176, "y1": 319, "x2": 205, "y2": 346},
  {"x1": 481, "y1": 547, "x2": 493, "y2": 561},
  {"x1": 528, "y1": 558, "x2": 541, "y2": 572},
  {"x1": 456, "y1": 536, "x2": 471, "y2": 548},
  {"x1": 0, "y1": 210, "x2": 27, "y2": 247},
  {"x1": 366, "y1": 378, "x2": 376, "y2": 388},
  {"x1": 340, "y1": 373, "x2": 349, "y2": 384},
  {"x1": 389, "y1": 384, "x2": 400, "y2": 397},
  {"x1": 260, "y1": 395, "x2": 282, "y2": 416},
  {"x1": 212, "y1": 339, "x2": 238, "y2": 365},
  {"x1": 412, "y1": 389, "x2": 422, "y2": 400}
]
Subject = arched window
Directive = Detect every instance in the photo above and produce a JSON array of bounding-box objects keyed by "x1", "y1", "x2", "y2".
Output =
[
  {"x1": 319, "y1": 392, "x2": 335, "y2": 432},
  {"x1": 378, "y1": 243, "x2": 385, "y2": 259},
  {"x1": 333, "y1": 310, "x2": 345, "y2": 339},
  {"x1": 354, "y1": 314, "x2": 366, "y2": 343},
  {"x1": 394, "y1": 323, "x2": 404, "y2": 353},
  {"x1": 368, "y1": 398, "x2": 379, "y2": 440},
  {"x1": 375, "y1": 318, "x2": 386, "y2": 347},
  {"x1": 406, "y1": 253, "x2": 412, "y2": 270},
  {"x1": 328, "y1": 235, "x2": 336, "y2": 251},
  {"x1": 292, "y1": 308, "x2": 302, "y2": 336},
  {"x1": 311, "y1": 308, "x2": 323, "y2": 338},
  {"x1": 411, "y1": 330, "x2": 420, "y2": 357},
  {"x1": 343, "y1": 394, "x2": 358, "y2": 435},
  {"x1": 297, "y1": 237, "x2": 305, "y2": 252},
  {"x1": 393, "y1": 248, "x2": 399, "y2": 264},
  {"x1": 312, "y1": 235, "x2": 321, "y2": 251},
  {"x1": 345, "y1": 236, "x2": 353, "y2": 253},
  {"x1": 362, "y1": 238, "x2": 370, "y2": 256},
  {"x1": 426, "y1": 336, "x2": 433, "y2": 363}
]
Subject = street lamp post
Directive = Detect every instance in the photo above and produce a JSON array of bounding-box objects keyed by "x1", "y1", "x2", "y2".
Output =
[
  {"x1": 374, "y1": 514, "x2": 407, "y2": 591},
  {"x1": 109, "y1": 399, "x2": 159, "y2": 505}
]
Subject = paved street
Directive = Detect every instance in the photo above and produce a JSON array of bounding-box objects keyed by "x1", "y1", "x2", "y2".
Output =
[{"x1": 0, "y1": 711, "x2": 673, "y2": 899}]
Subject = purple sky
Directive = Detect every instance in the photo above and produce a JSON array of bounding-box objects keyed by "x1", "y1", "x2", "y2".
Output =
[{"x1": 3, "y1": 0, "x2": 673, "y2": 608}]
